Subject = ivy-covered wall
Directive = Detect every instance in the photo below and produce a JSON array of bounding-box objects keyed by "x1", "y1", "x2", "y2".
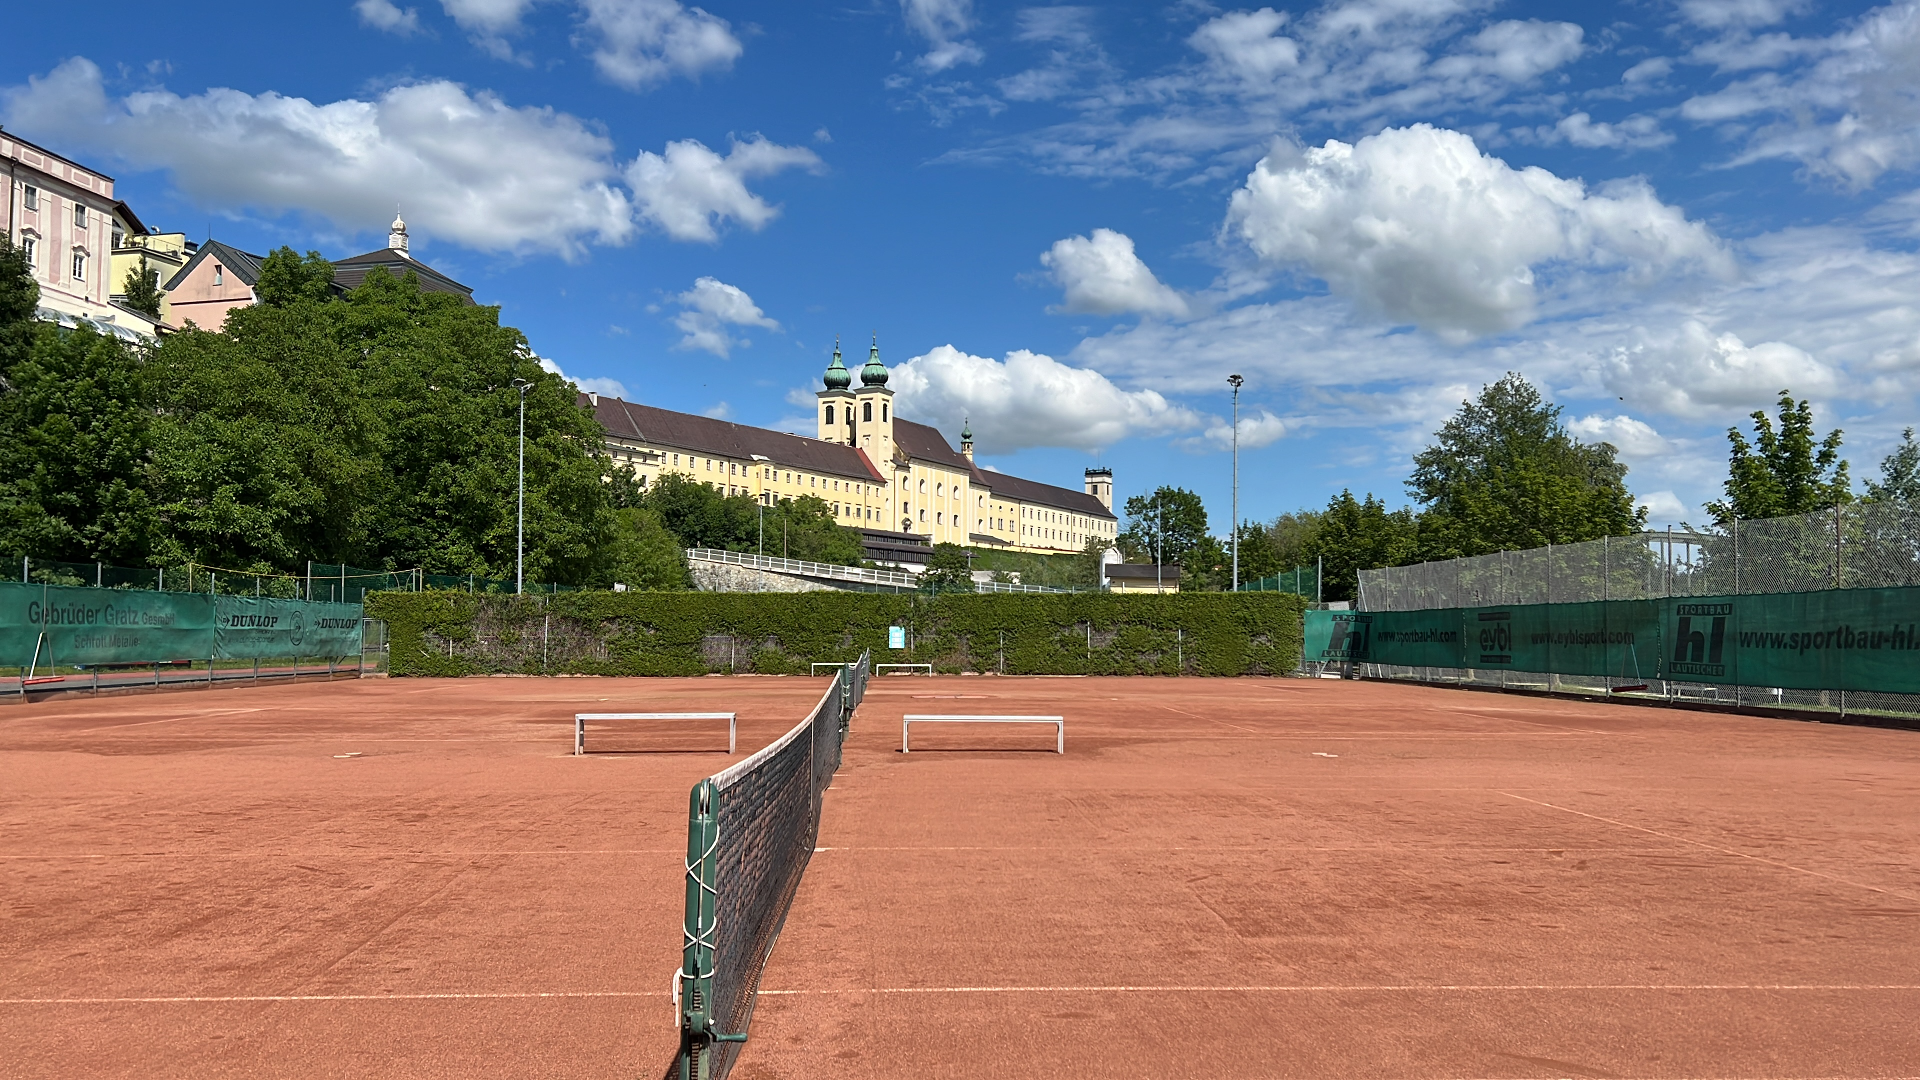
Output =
[{"x1": 368, "y1": 591, "x2": 1307, "y2": 677}]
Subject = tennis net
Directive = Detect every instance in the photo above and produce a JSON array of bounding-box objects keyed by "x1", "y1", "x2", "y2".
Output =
[{"x1": 668, "y1": 650, "x2": 870, "y2": 1080}]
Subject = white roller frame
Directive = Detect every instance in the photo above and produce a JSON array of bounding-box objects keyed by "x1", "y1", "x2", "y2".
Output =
[
  {"x1": 810, "y1": 662, "x2": 854, "y2": 676},
  {"x1": 574, "y1": 712, "x2": 736, "y2": 756},
  {"x1": 875, "y1": 663, "x2": 934, "y2": 676},
  {"x1": 901, "y1": 714, "x2": 1065, "y2": 754}
]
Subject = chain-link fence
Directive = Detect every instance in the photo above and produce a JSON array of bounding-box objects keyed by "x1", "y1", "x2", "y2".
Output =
[
  {"x1": 1358, "y1": 501, "x2": 1920, "y2": 610},
  {"x1": 8, "y1": 556, "x2": 582, "y2": 604},
  {"x1": 1348, "y1": 502, "x2": 1920, "y2": 723}
]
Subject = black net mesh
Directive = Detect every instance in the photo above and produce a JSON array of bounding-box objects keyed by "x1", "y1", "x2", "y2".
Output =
[{"x1": 673, "y1": 653, "x2": 867, "y2": 1080}]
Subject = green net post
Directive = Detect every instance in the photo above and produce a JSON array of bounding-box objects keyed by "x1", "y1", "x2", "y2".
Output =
[{"x1": 676, "y1": 778, "x2": 723, "y2": 1080}]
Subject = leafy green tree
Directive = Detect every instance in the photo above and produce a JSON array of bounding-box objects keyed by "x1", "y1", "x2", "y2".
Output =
[
  {"x1": 1183, "y1": 534, "x2": 1232, "y2": 591},
  {"x1": 1265, "y1": 510, "x2": 1324, "y2": 569},
  {"x1": 120, "y1": 254, "x2": 164, "y2": 318},
  {"x1": 1233, "y1": 522, "x2": 1283, "y2": 583},
  {"x1": 1866, "y1": 428, "x2": 1919, "y2": 506},
  {"x1": 253, "y1": 247, "x2": 337, "y2": 307},
  {"x1": 593, "y1": 507, "x2": 690, "y2": 590},
  {"x1": 1304, "y1": 490, "x2": 1418, "y2": 603},
  {"x1": 1118, "y1": 486, "x2": 1209, "y2": 564},
  {"x1": 641, "y1": 473, "x2": 863, "y2": 565},
  {"x1": 1705, "y1": 390, "x2": 1850, "y2": 527},
  {"x1": 920, "y1": 542, "x2": 974, "y2": 593},
  {"x1": 1410, "y1": 373, "x2": 1645, "y2": 559},
  {"x1": 0, "y1": 237, "x2": 36, "y2": 368},
  {"x1": 0, "y1": 323, "x2": 155, "y2": 562}
]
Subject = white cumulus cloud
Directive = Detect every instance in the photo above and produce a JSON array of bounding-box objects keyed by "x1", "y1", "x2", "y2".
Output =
[
  {"x1": 1041, "y1": 229, "x2": 1191, "y2": 318},
  {"x1": 889, "y1": 345, "x2": 1206, "y2": 453},
  {"x1": 0, "y1": 59, "x2": 819, "y2": 258},
  {"x1": 538, "y1": 355, "x2": 631, "y2": 401},
  {"x1": 577, "y1": 0, "x2": 742, "y2": 89},
  {"x1": 627, "y1": 136, "x2": 824, "y2": 243},
  {"x1": 356, "y1": 0, "x2": 422, "y2": 35},
  {"x1": 1601, "y1": 321, "x2": 1839, "y2": 418},
  {"x1": 671, "y1": 277, "x2": 779, "y2": 358},
  {"x1": 1226, "y1": 124, "x2": 1731, "y2": 341},
  {"x1": 901, "y1": 0, "x2": 983, "y2": 71},
  {"x1": 1185, "y1": 409, "x2": 1289, "y2": 452}
]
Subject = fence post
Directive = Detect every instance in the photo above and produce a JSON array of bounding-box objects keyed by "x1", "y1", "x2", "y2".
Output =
[
  {"x1": 1733, "y1": 517, "x2": 1740, "y2": 594},
  {"x1": 1834, "y1": 502, "x2": 1842, "y2": 588}
]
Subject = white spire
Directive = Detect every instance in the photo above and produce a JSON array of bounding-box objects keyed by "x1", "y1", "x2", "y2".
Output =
[{"x1": 388, "y1": 211, "x2": 410, "y2": 258}]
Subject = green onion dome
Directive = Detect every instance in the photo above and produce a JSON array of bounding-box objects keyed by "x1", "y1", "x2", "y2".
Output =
[
  {"x1": 860, "y1": 336, "x2": 888, "y2": 387},
  {"x1": 823, "y1": 339, "x2": 851, "y2": 390}
]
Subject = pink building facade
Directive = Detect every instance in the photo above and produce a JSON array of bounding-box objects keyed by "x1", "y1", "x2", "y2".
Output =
[{"x1": 2, "y1": 132, "x2": 153, "y2": 338}]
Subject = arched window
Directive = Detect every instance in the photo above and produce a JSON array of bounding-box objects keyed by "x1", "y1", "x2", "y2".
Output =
[
  {"x1": 825, "y1": 404, "x2": 835, "y2": 425},
  {"x1": 863, "y1": 401, "x2": 873, "y2": 422},
  {"x1": 881, "y1": 403, "x2": 888, "y2": 421},
  {"x1": 919, "y1": 479, "x2": 926, "y2": 493}
]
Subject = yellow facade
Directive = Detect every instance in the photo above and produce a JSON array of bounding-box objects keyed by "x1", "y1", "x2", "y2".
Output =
[
  {"x1": 110, "y1": 231, "x2": 194, "y2": 324},
  {"x1": 588, "y1": 346, "x2": 1118, "y2": 556}
]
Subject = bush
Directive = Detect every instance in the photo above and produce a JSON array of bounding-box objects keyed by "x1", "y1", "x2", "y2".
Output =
[{"x1": 369, "y1": 590, "x2": 1307, "y2": 677}]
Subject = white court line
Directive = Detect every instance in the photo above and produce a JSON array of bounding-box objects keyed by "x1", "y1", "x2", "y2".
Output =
[
  {"x1": 1498, "y1": 791, "x2": 1920, "y2": 904},
  {"x1": 66, "y1": 708, "x2": 265, "y2": 734},
  {"x1": 806, "y1": 845, "x2": 1692, "y2": 854},
  {"x1": 10, "y1": 984, "x2": 1917, "y2": 1005},
  {"x1": 0, "y1": 849, "x2": 682, "y2": 860},
  {"x1": 752, "y1": 983, "x2": 1920, "y2": 995},
  {"x1": 0, "y1": 991, "x2": 661, "y2": 1004}
]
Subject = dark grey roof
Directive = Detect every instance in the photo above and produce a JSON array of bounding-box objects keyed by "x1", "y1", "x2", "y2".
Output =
[
  {"x1": 333, "y1": 249, "x2": 474, "y2": 302},
  {"x1": 971, "y1": 466, "x2": 1117, "y2": 520},
  {"x1": 893, "y1": 419, "x2": 973, "y2": 471},
  {"x1": 586, "y1": 393, "x2": 884, "y2": 483},
  {"x1": 969, "y1": 532, "x2": 1012, "y2": 547},
  {"x1": 162, "y1": 239, "x2": 265, "y2": 291},
  {"x1": 1107, "y1": 563, "x2": 1182, "y2": 581}
]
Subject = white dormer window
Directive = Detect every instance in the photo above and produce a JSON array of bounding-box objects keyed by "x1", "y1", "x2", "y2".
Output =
[
  {"x1": 22, "y1": 186, "x2": 37, "y2": 211},
  {"x1": 213, "y1": 265, "x2": 224, "y2": 286},
  {"x1": 70, "y1": 251, "x2": 86, "y2": 281},
  {"x1": 73, "y1": 204, "x2": 87, "y2": 229}
]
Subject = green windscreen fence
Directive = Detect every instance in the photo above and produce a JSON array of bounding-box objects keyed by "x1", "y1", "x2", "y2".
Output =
[
  {"x1": 1, "y1": 582, "x2": 363, "y2": 666},
  {"x1": 1305, "y1": 585, "x2": 1920, "y2": 694}
]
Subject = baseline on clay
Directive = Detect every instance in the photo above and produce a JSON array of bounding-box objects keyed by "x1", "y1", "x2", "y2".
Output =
[
  {"x1": 901, "y1": 714, "x2": 1064, "y2": 754},
  {"x1": 875, "y1": 663, "x2": 934, "y2": 676},
  {"x1": 573, "y1": 712, "x2": 735, "y2": 755}
]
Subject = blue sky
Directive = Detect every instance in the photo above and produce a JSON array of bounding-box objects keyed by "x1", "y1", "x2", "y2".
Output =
[{"x1": 7, "y1": 0, "x2": 1920, "y2": 536}]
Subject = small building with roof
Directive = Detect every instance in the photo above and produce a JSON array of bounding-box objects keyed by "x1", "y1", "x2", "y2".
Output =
[{"x1": 582, "y1": 339, "x2": 1119, "y2": 559}]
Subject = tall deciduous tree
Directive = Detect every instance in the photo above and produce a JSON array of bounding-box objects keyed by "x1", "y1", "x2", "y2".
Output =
[
  {"x1": 1304, "y1": 490, "x2": 1417, "y2": 604},
  {"x1": 120, "y1": 254, "x2": 163, "y2": 318},
  {"x1": 1705, "y1": 390, "x2": 1850, "y2": 527},
  {"x1": 1410, "y1": 373, "x2": 1644, "y2": 559},
  {"x1": 1866, "y1": 428, "x2": 1919, "y2": 506},
  {"x1": 253, "y1": 247, "x2": 336, "y2": 306},
  {"x1": 1118, "y1": 486, "x2": 1209, "y2": 564}
]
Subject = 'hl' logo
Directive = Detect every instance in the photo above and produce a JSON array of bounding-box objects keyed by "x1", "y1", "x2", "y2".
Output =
[{"x1": 1670, "y1": 604, "x2": 1730, "y2": 676}]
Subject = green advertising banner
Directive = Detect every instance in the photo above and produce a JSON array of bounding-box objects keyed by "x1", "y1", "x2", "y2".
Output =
[
  {"x1": 1659, "y1": 588, "x2": 1920, "y2": 694},
  {"x1": 0, "y1": 581, "x2": 216, "y2": 666},
  {"x1": 1347, "y1": 585, "x2": 1920, "y2": 695},
  {"x1": 1459, "y1": 600, "x2": 1663, "y2": 682},
  {"x1": 214, "y1": 597, "x2": 364, "y2": 660},
  {"x1": 2, "y1": 581, "x2": 365, "y2": 667}
]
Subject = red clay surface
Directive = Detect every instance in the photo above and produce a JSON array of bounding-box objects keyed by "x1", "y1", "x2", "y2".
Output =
[
  {"x1": 5, "y1": 675, "x2": 1919, "y2": 1079},
  {"x1": 0, "y1": 674, "x2": 840, "y2": 1080},
  {"x1": 741, "y1": 676, "x2": 1920, "y2": 1080}
]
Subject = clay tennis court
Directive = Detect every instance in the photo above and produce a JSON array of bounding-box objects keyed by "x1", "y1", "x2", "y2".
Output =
[{"x1": 5, "y1": 675, "x2": 1919, "y2": 1078}]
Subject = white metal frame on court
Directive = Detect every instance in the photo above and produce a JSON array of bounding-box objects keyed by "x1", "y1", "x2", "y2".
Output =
[
  {"x1": 573, "y1": 713, "x2": 736, "y2": 755},
  {"x1": 875, "y1": 663, "x2": 934, "y2": 676},
  {"x1": 901, "y1": 714, "x2": 1065, "y2": 754}
]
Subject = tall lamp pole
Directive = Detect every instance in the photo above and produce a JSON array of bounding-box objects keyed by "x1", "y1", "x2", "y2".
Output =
[
  {"x1": 511, "y1": 378, "x2": 530, "y2": 594},
  {"x1": 1228, "y1": 374, "x2": 1243, "y2": 592}
]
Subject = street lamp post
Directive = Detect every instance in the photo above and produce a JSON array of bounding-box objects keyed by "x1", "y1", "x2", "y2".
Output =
[
  {"x1": 511, "y1": 378, "x2": 530, "y2": 594},
  {"x1": 1228, "y1": 373, "x2": 1243, "y2": 592}
]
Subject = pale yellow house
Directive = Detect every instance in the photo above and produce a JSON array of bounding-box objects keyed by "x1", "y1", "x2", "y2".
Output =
[{"x1": 584, "y1": 340, "x2": 1118, "y2": 561}]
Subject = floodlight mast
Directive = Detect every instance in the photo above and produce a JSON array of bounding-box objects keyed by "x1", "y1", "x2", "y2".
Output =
[
  {"x1": 1228, "y1": 373, "x2": 1243, "y2": 592},
  {"x1": 512, "y1": 378, "x2": 530, "y2": 594}
]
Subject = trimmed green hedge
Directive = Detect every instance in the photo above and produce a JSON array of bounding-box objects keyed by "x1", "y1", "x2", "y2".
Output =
[{"x1": 368, "y1": 591, "x2": 1307, "y2": 677}]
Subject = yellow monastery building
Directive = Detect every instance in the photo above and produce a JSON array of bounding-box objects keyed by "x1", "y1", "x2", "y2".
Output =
[{"x1": 583, "y1": 340, "x2": 1117, "y2": 561}]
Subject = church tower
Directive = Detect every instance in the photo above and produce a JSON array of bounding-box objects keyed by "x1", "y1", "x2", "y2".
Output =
[
  {"x1": 817, "y1": 339, "x2": 855, "y2": 445},
  {"x1": 850, "y1": 335, "x2": 896, "y2": 466}
]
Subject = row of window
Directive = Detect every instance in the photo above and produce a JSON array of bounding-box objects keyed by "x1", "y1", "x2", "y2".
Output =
[
  {"x1": 12, "y1": 237, "x2": 89, "y2": 281},
  {"x1": 15, "y1": 185, "x2": 93, "y2": 228},
  {"x1": 822, "y1": 401, "x2": 888, "y2": 425}
]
